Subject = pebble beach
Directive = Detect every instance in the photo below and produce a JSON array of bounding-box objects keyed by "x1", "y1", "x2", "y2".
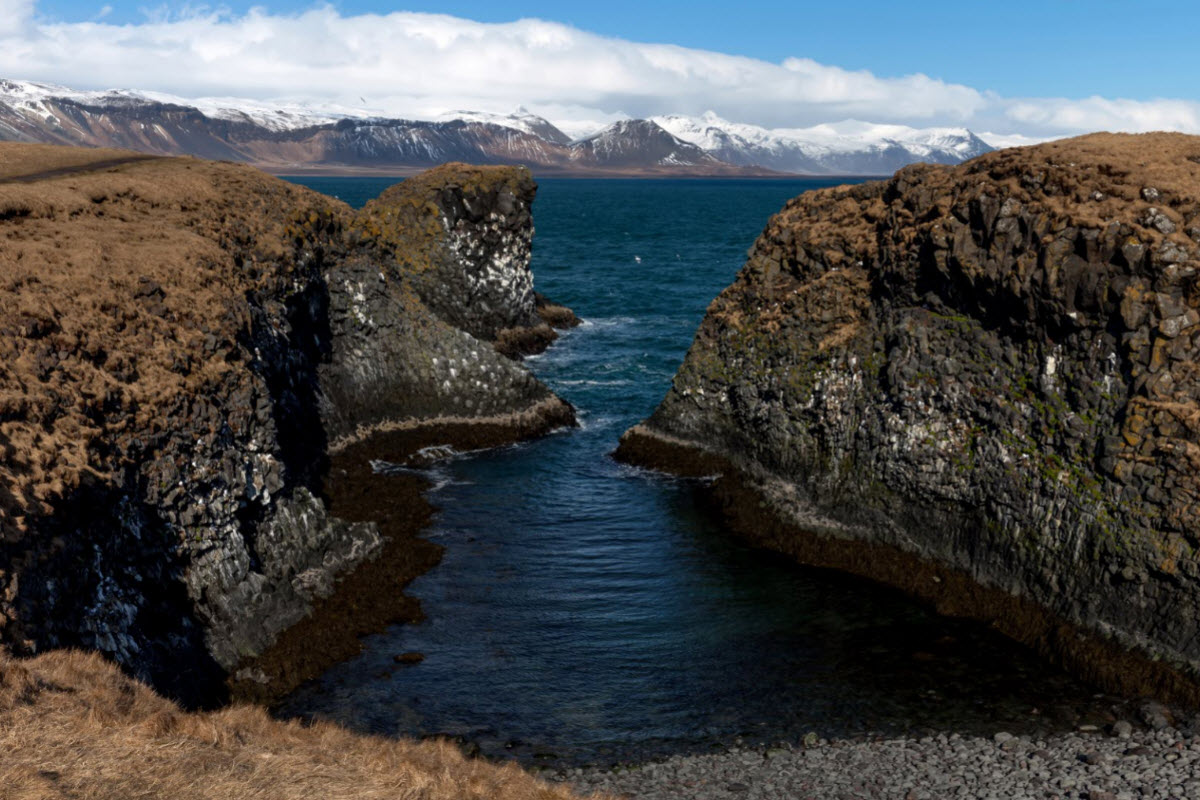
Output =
[{"x1": 557, "y1": 721, "x2": 1200, "y2": 800}]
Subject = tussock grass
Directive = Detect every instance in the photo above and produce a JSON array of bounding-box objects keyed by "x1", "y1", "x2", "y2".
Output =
[{"x1": 0, "y1": 649, "x2": 612, "y2": 800}]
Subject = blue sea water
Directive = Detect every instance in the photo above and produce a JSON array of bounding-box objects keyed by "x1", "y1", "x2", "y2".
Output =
[{"x1": 277, "y1": 176, "x2": 1112, "y2": 764}]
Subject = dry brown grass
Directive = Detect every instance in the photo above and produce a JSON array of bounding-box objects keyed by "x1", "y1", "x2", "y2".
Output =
[
  {"x1": 0, "y1": 146, "x2": 155, "y2": 179},
  {"x1": 0, "y1": 649, "x2": 611, "y2": 800},
  {"x1": 0, "y1": 143, "x2": 350, "y2": 531},
  {"x1": 769, "y1": 131, "x2": 1200, "y2": 268}
]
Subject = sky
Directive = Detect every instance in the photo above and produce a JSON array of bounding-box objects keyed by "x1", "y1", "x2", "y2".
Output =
[{"x1": 4, "y1": 0, "x2": 1200, "y2": 139}]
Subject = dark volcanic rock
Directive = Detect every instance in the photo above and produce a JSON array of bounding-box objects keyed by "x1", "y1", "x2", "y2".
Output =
[
  {"x1": 319, "y1": 163, "x2": 573, "y2": 442},
  {"x1": 365, "y1": 165, "x2": 543, "y2": 343},
  {"x1": 0, "y1": 145, "x2": 573, "y2": 703},
  {"x1": 618, "y1": 132, "x2": 1200, "y2": 704}
]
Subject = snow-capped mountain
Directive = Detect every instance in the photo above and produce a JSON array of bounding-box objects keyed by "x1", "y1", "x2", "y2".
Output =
[
  {"x1": 0, "y1": 78, "x2": 773, "y2": 175},
  {"x1": 435, "y1": 107, "x2": 572, "y2": 146},
  {"x1": 0, "y1": 79, "x2": 998, "y2": 176},
  {"x1": 569, "y1": 119, "x2": 728, "y2": 169},
  {"x1": 652, "y1": 111, "x2": 994, "y2": 175},
  {"x1": 0, "y1": 79, "x2": 352, "y2": 132}
]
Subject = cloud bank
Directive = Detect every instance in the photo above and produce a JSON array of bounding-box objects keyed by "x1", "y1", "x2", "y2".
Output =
[
  {"x1": 2, "y1": 2, "x2": 1198, "y2": 138},
  {"x1": 0, "y1": 0, "x2": 34, "y2": 35}
]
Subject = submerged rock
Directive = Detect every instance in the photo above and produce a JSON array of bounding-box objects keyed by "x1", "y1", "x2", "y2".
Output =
[
  {"x1": 618, "y1": 132, "x2": 1200, "y2": 705},
  {"x1": 0, "y1": 146, "x2": 574, "y2": 703}
]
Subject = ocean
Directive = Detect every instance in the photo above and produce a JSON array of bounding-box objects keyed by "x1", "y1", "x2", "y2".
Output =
[{"x1": 277, "y1": 176, "x2": 1112, "y2": 765}]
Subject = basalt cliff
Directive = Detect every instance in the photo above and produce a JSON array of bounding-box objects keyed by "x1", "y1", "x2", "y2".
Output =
[
  {"x1": 619, "y1": 133, "x2": 1200, "y2": 704},
  {"x1": 0, "y1": 144, "x2": 575, "y2": 704}
]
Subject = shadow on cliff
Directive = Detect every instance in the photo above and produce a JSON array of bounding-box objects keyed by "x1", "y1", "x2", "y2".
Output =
[{"x1": 7, "y1": 475, "x2": 229, "y2": 709}]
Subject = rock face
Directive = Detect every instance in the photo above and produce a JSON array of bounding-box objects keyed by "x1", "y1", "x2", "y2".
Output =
[
  {"x1": 318, "y1": 164, "x2": 574, "y2": 443},
  {"x1": 619, "y1": 133, "x2": 1200, "y2": 703},
  {"x1": 0, "y1": 145, "x2": 573, "y2": 703}
]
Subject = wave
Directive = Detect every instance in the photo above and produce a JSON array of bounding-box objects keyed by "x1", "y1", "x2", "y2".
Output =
[
  {"x1": 553, "y1": 378, "x2": 634, "y2": 388},
  {"x1": 606, "y1": 456, "x2": 719, "y2": 485},
  {"x1": 571, "y1": 409, "x2": 626, "y2": 432},
  {"x1": 579, "y1": 316, "x2": 637, "y2": 328}
]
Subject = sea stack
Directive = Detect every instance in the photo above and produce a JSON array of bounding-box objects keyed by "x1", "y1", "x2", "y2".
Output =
[
  {"x1": 0, "y1": 145, "x2": 573, "y2": 703},
  {"x1": 618, "y1": 132, "x2": 1200, "y2": 704}
]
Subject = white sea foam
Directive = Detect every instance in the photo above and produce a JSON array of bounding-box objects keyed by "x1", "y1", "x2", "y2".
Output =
[
  {"x1": 585, "y1": 316, "x2": 637, "y2": 328},
  {"x1": 369, "y1": 458, "x2": 469, "y2": 493},
  {"x1": 554, "y1": 378, "x2": 633, "y2": 387}
]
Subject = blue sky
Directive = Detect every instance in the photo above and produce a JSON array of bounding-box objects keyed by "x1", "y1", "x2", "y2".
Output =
[
  {"x1": 31, "y1": 0, "x2": 1196, "y2": 100},
  {"x1": 4, "y1": 0, "x2": 1200, "y2": 138}
]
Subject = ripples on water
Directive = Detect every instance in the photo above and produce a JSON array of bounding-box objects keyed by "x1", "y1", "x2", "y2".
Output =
[{"x1": 279, "y1": 177, "x2": 1116, "y2": 765}]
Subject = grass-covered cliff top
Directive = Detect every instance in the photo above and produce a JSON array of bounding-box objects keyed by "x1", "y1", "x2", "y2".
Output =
[
  {"x1": 356, "y1": 161, "x2": 535, "y2": 273},
  {"x1": 0, "y1": 149, "x2": 541, "y2": 535},
  {"x1": 762, "y1": 132, "x2": 1200, "y2": 271},
  {"x1": 0, "y1": 144, "x2": 350, "y2": 531}
]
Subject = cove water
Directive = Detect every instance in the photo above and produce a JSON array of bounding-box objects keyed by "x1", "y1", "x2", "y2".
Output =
[{"x1": 279, "y1": 176, "x2": 1114, "y2": 765}]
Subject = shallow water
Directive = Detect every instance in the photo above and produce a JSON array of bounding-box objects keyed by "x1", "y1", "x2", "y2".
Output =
[{"x1": 278, "y1": 176, "x2": 1117, "y2": 765}]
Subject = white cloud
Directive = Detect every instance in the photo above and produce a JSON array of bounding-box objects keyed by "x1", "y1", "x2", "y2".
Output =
[
  {"x1": 0, "y1": 3, "x2": 1195, "y2": 139},
  {"x1": 0, "y1": 4, "x2": 988, "y2": 130},
  {"x1": 1003, "y1": 96, "x2": 1200, "y2": 135},
  {"x1": 0, "y1": 0, "x2": 33, "y2": 36},
  {"x1": 977, "y1": 131, "x2": 1057, "y2": 149}
]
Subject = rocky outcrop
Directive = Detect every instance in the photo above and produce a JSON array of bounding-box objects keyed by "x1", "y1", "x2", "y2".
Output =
[
  {"x1": 338, "y1": 165, "x2": 576, "y2": 369},
  {"x1": 318, "y1": 164, "x2": 575, "y2": 444},
  {"x1": 0, "y1": 145, "x2": 573, "y2": 703},
  {"x1": 619, "y1": 133, "x2": 1200, "y2": 704}
]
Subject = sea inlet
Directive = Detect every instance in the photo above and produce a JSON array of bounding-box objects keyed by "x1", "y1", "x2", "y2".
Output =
[{"x1": 277, "y1": 176, "x2": 1119, "y2": 766}]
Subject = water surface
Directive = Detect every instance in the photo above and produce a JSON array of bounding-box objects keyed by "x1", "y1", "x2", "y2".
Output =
[{"x1": 278, "y1": 176, "x2": 1115, "y2": 764}]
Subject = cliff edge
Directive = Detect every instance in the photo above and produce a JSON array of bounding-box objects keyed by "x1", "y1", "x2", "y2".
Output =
[
  {"x1": 0, "y1": 145, "x2": 574, "y2": 703},
  {"x1": 619, "y1": 132, "x2": 1200, "y2": 704}
]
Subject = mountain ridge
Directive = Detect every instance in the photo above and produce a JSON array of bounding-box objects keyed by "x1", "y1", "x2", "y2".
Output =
[
  {"x1": 652, "y1": 111, "x2": 995, "y2": 175},
  {"x1": 0, "y1": 78, "x2": 997, "y2": 175}
]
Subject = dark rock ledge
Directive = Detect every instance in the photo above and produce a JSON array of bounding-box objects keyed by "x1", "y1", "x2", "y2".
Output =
[
  {"x1": 0, "y1": 146, "x2": 575, "y2": 705},
  {"x1": 618, "y1": 133, "x2": 1200, "y2": 708}
]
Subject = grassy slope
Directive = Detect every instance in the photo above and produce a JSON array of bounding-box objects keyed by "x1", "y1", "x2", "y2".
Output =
[{"x1": 0, "y1": 649, "x2": 608, "y2": 800}]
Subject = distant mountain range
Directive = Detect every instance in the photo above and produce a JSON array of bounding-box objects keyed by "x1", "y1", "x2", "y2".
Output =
[
  {"x1": 652, "y1": 112, "x2": 994, "y2": 175},
  {"x1": 0, "y1": 79, "x2": 996, "y2": 176}
]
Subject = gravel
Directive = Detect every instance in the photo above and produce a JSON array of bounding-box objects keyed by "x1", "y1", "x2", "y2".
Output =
[{"x1": 553, "y1": 725, "x2": 1200, "y2": 799}]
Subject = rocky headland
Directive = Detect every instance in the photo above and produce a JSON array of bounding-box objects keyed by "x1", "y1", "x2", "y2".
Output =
[
  {"x1": 617, "y1": 132, "x2": 1200, "y2": 707},
  {"x1": 0, "y1": 144, "x2": 577, "y2": 710}
]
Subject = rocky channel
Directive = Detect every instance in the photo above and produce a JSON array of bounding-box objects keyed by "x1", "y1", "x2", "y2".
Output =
[
  {"x1": 0, "y1": 145, "x2": 576, "y2": 705},
  {"x1": 618, "y1": 132, "x2": 1200, "y2": 706}
]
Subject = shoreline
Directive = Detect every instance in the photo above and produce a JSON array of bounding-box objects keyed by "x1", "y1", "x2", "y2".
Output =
[
  {"x1": 266, "y1": 166, "x2": 889, "y2": 180},
  {"x1": 613, "y1": 424, "x2": 1200, "y2": 710},
  {"x1": 229, "y1": 400, "x2": 577, "y2": 705},
  {"x1": 557, "y1": 723, "x2": 1200, "y2": 799}
]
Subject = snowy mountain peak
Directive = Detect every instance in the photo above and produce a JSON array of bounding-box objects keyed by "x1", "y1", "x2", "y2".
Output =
[
  {"x1": 0, "y1": 78, "x2": 351, "y2": 132},
  {"x1": 436, "y1": 107, "x2": 572, "y2": 145},
  {"x1": 652, "y1": 112, "x2": 993, "y2": 174},
  {"x1": 570, "y1": 119, "x2": 724, "y2": 169},
  {"x1": 0, "y1": 78, "x2": 153, "y2": 113}
]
